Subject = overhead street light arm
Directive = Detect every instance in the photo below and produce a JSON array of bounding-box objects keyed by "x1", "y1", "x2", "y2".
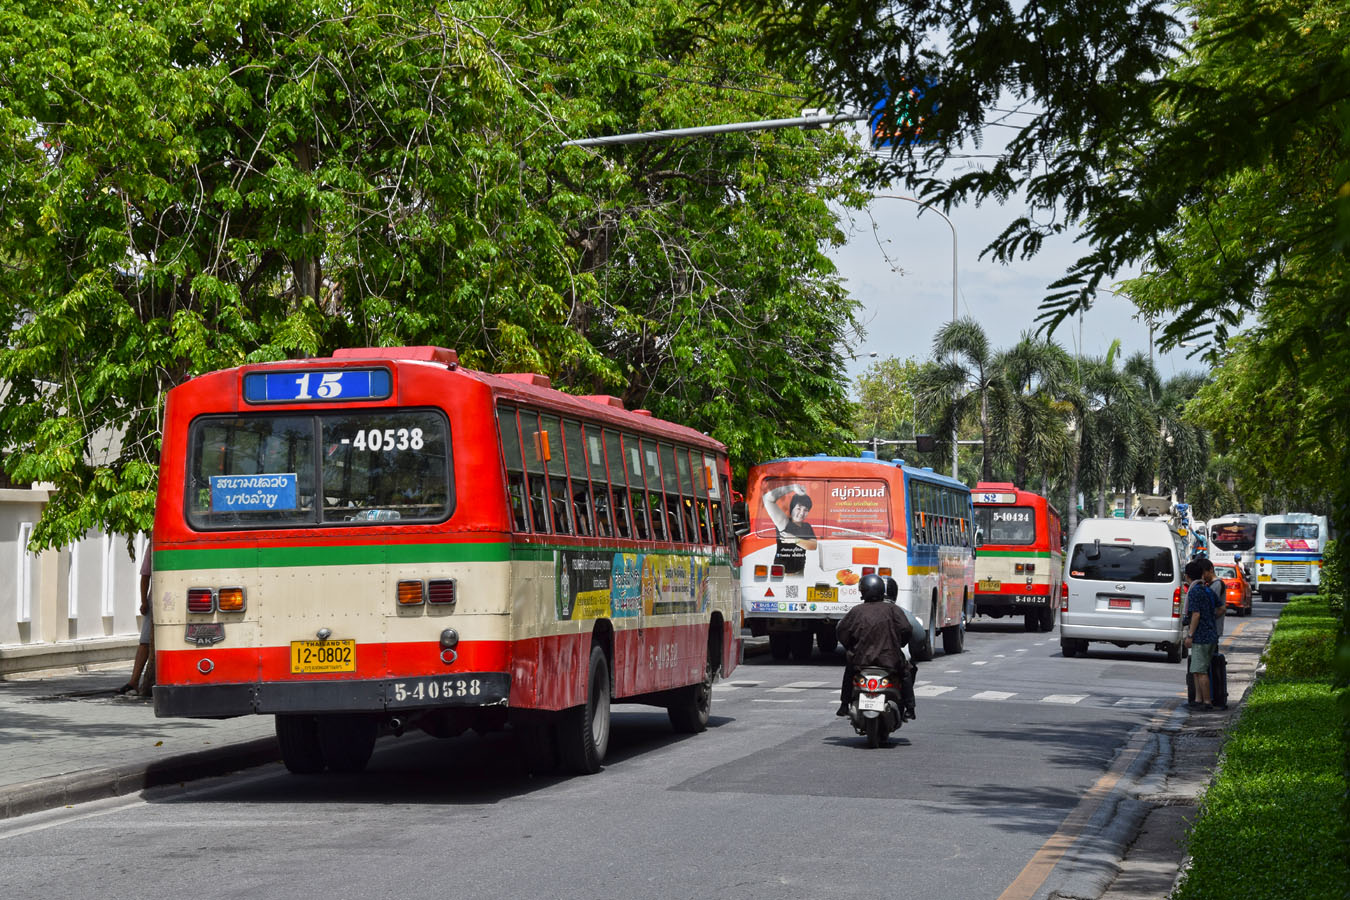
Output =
[{"x1": 560, "y1": 113, "x2": 869, "y2": 148}]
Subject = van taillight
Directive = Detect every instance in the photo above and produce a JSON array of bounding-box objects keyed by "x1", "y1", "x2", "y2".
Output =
[
  {"x1": 1060, "y1": 582, "x2": 1068, "y2": 613},
  {"x1": 1172, "y1": 586, "x2": 1183, "y2": 618},
  {"x1": 187, "y1": 588, "x2": 214, "y2": 613}
]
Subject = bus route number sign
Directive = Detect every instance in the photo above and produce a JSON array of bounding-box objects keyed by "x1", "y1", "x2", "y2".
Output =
[
  {"x1": 243, "y1": 369, "x2": 392, "y2": 403},
  {"x1": 978, "y1": 492, "x2": 1017, "y2": 504}
]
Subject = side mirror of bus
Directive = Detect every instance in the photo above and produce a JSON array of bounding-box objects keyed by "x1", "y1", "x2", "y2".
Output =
[{"x1": 731, "y1": 501, "x2": 749, "y2": 539}]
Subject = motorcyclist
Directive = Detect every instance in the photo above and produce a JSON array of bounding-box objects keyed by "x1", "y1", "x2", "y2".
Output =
[
  {"x1": 836, "y1": 573, "x2": 914, "y2": 719},
  {"x1": 884, "y1": 576, "x2": 918, "y2": 720}
]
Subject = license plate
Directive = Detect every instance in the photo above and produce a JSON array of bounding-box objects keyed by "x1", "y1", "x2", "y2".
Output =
[
  {"x1": 290, "y1": 639, "x2": 356, "y2": 674},
  {"x1": 858, "y1": 693, "x2": 886, "y2": 712},
  {"x1": 1108, "y1": 598, "x2": 1132, "y2": 610},
  {"x1": 979, "y1": 579, "x2": 1001, "y2": 591},
  {"x1": 807, "y1": 586, "x2": 838, "y2": 603}
]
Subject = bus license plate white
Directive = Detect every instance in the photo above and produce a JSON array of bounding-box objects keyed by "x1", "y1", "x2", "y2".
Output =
[
  {"x1": 807, "y1": 586, "x2": 838, "y2": 603},
  {"x1": 290, "y1": 640, "x2": 356, "y2": 674},
  {"x1": 979, "y1": 579, "x2": 1001, "y2": 591},
  {"x1": 858, "y1": 694, "x2": 886, "y2": 712}
]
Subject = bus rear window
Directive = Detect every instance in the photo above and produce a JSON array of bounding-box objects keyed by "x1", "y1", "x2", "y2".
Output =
[
  {"x1": 187, "y1": 411, "x2": 451, "y2": 529},
  {"x1": 1068, "y1": 544, "x2": 1175, "y2": 583},
  {"x1": 1210, "y1": 523, "x2": 1256, "y2": 550},
  {"x1": 975, "y1": 506, "x2": 1036, "y2": 545},
  {"x1": 1263, "y1": 522, "x2": 1320, "y2": 540},
  {"x1": 753, "y1": 478, "x2": 891, "y2": 540}
]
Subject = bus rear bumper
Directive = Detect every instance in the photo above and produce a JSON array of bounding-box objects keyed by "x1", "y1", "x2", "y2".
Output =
[{"x1": 154, "y1": 672, "x2": 512, "y2": 719}]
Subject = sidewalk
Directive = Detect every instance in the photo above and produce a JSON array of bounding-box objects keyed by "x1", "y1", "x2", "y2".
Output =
[
  {"x1": 0, "y1": 664, "x2": 277, "y2": 819},
  {"x1": 0, "y1": 626, "x2": 1265, "y2": 900}
]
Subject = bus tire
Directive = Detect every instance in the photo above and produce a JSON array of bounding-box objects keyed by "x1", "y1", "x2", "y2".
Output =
[
  {"x1": 316, "y1": 714, "x2": 378, "y2": 774},
  {"x1": 914, "y1": 606, "x2": 937, "y2": 662},
  {"x1": 1038, "y1": 605, "x2": 1056, "y2": 632},
  {"x1": 942, "y1": 619, "x2": 965, "y2": 655},
  {"x1": 518, "y1": 723, "x2": 559, "y2": 774},
  {"x1": 668, "y1": 660, "x2": 713, "y2": 734},
  {"x1": 789, "y1": 630, "x2": 814, "y2": 660},
  {"x1": 768, "y1": 632, "x2": 791, "y2": 661},
  {"x1": 816, "y1": 621, "x2": 839, "y2": 655},
  {"x1": 1023, "y1": 612, "x2": 1038, "y2": 632},
  {"x1": 276, "y1": 714, "x2": 325, "y2": 774},
  {"x1": 560, "y1": 643, "x2": 611, "y2": 775}
]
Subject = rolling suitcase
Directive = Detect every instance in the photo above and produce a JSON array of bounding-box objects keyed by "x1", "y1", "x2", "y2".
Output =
[{"x1": 1186, "y1": 651, "x2": 1228, "y2": 707}]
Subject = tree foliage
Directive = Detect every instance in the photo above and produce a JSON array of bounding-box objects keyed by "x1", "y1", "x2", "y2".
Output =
[{"x1": 0, "y1": 0, "x2": 869, "y2": 547}]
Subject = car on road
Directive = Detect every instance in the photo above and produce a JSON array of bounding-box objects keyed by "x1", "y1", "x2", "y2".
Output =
[
  {"x1": 1211, "y1": 562, "x2": 1253, "y2": 617},
  {"x1": 1060, "y1": 517, "x2": 1188, "y2": 663}
]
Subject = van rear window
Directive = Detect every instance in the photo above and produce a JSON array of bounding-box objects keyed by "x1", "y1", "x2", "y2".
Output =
[{"x1": 1069, "y1": 544, "x2": 1175, "y2": 583}]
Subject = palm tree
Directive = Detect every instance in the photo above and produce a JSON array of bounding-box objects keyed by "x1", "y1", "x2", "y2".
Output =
[
  {"x1": 990, "y1": 334, "x2": 1075, "y2": 492},
  {"x1": 914, "y1": 318, "x2": 1009, "y2": 482},
  {"x1": 1077, "y1": 341, "x2": 1150, "y2": 518}
]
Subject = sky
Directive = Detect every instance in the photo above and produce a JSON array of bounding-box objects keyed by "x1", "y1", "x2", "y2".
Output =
[{"x1": 828, "y1": 126, "x2": 1206, "y2": 389}]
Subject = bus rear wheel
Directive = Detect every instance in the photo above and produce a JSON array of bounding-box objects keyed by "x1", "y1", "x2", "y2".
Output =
[
  {"x1": 276, "y1": 714, "x2": 324, "y2": 774},
  {"x1": 1037, "y1": 605, "x2": 1056, "y2": 632},
  {"x1": 316, "y1": 714, "x2": 378, "y2": 773},
  {"x1": 942, "y1": 618, "x2": 965, "y2": 654},
  {"x1": 816, "y1": 621, "x2": 839, "y2": 655},
  {"x1": 560, "y1": 643, "x2": 611, "y2": 775},
  {"x1": 668, "y1": 659, "x2": 713, "y2": 734},
  {"x1": 789, "y1": 630, "x2": 814, "y2": 660},
  {"x1": 768, "y1": 632, "x2": 791, "y2": 661}
]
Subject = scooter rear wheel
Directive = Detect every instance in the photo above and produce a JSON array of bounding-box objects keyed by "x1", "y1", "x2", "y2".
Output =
[{"x1": 864, "y1": 716, "x2": 885, "y2": 749}]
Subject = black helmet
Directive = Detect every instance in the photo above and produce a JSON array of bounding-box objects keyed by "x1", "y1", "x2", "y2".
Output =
[
  {"x1": 859, "y1": 573, "x2": 886, "y2": 602},
  {"x1": 884, "y1": 577, "x2": 899, "y2": 601}
]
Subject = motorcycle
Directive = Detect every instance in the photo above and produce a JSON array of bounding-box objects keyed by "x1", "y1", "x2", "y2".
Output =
[{"x1": 847, "y1": 665, "x2": 905, "y2": 748}]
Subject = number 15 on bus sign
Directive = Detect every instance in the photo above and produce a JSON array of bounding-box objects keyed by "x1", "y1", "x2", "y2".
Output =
[{"x1": 243, "y1": 369, "x2": 392, "y2": 403}]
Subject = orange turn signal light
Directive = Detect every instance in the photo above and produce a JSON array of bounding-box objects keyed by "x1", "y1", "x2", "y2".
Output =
[
  {"x1": 217, "y1": 587, "x2": 246, "y2": 612},
  {"x1": 398, "y1": 580, "x2": 426, "y2": 605}
]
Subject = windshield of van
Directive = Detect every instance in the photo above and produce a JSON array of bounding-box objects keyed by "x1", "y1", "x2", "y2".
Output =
[{"x1": 1068, "y1": 543, "x2": 1175, "y2": 583}]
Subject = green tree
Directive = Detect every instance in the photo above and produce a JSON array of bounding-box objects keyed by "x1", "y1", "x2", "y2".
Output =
[
  {"x1": 852, "y1": 355, "x2": 921, "y2": 457},
  {"x1": 989, "y1": 334, "x2": 1073, "y2": 494},
  {"x1": 913, "y1": 317, "x2": 1010, "y2": 482},
  {"x1": 0, "y1": 0, "x2": 868, "y2": 546}
]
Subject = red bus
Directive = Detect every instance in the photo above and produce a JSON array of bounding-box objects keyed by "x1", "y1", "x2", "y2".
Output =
[
  {"x1": 151, "y1": 346, "x2": 739, "y2": 775},
  {"x1": 971, "y1": 482, "x2": 1064, "y2": 632}
]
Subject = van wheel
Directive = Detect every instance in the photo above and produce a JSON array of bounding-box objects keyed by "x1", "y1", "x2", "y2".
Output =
[
  {"x1": 1166, "y1": 642, "x2": 1183, "y2": 664},
  {"x1": 1060, "y1": 638, "x2": 1078, "y2": 658}
]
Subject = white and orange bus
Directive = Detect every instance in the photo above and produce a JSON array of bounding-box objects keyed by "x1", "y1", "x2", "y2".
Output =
[
  {"x1": 739, "y1": 451, "x2": 975, "y2": 662},
  {"x1": 150, "y1": 346, "x2": 739, "y2": 775},
  {"x1": 971, "y1": 483, "x2": 1064, "y2": 632}
]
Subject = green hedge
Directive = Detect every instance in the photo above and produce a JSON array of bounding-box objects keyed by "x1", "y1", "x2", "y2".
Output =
[{"x1": 1173, "y1": 597, "x2": 1348, "y2": 900}]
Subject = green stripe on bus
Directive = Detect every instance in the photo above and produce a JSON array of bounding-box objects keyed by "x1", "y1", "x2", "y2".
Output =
[
  {"x1": 155, "y1": 542, "x2": 512, "y2": 570},
  {"x1": 155, "y1": 542, "x2": 731, "y2": 570},
  {"x1": 977, "y1": 549, "x2": 1054, "y2": 558}
]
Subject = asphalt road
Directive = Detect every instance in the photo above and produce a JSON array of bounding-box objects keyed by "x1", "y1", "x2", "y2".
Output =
[{"x1": 0, "y1": 615, "x2": 1251, "y2": 900}]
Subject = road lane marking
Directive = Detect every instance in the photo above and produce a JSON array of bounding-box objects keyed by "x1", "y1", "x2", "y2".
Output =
[
  {"x1": 1042, "y1": 694, "x2": 1087, "y2": 704},
  {"x1": 768, "y1": 680, "x2": 828, "y2": 692},
  {"x1": 914, "y1": 684, "x2": 956, "y2": 697},
  {"x1": 997, "y1": 700, "x2": 1178, "y2": 900},
  {"x1": 972, "y1": 690, "x2": 1016, "y2": 701},
  {"x1": 971, "y1": 660, "x2": 988, "y2": 666},
  {"x1": 752, "y1": 698, "x2": 806, "y2": 703}
]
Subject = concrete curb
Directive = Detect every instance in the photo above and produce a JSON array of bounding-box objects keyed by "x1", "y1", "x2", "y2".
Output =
[{"x1": 0, "y1": 736, "x2": 280, "y2": 821}]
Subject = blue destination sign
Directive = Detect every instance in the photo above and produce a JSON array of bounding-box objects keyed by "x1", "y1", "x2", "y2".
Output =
[
  {"x1": 243, "y1": 369, "x2": 392, "y2": 403},
  {"x1": 210, "y1": 474, "x2": 298, "y2": 512}
]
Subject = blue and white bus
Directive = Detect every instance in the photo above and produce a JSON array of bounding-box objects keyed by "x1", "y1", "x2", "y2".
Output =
[{"x1": 1254, "y1": 513, "x2": 1328, "y2": 601}]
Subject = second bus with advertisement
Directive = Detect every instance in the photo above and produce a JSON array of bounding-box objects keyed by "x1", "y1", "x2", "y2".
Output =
[{"x1": 739, "y1": 451, "x2": 975, "y2": 663}]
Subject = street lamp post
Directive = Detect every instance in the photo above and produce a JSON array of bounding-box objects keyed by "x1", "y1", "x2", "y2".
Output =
[{"x1": 876, "y1": 195, "x2": 959, "y2": 480}]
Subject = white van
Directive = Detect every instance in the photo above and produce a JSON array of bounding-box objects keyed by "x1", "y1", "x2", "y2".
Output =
[{"x1": 1060, "y1": 518, "x2": 1187, "y2": 663}]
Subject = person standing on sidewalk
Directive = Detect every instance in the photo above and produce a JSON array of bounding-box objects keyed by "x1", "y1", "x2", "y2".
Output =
[
  {"x1": 119, "y1": 534, "x2": 154, "y2": 696},
  {"x1": 1183, "y1": 557, "x2": 1225, "y2": 710}
]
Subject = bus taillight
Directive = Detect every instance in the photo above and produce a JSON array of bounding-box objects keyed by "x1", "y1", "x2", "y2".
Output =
[
  {"x1": 217, "y1": 587, "x2": 246, "y2": 612},
  {"x1": 862, "y1": 567, "x2": 876, "y2": 576},
  {"x1": 397, "y1": 580, "x2": 426, "y2": 605},
  {"x1": 428, "y1": 579, "x2": 457, "y2": 605},
  {"x1": 1015, "y1": 563, "x2": 1035, "y2": 574},
  {"x1": 187, "y1": 588, "x2": 214, "y2": 613},
  {"x1": 770, "y1": 565, "x2": 784, "y2": 578}
]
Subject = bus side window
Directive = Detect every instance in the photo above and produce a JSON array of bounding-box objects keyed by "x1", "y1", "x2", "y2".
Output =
[
  {"x1": 583, "y1": 425, "x2": 611, "y2": 538},
  {"x1": 602, "y1": 430, "x2": 631, "y2": 539},
  {"x1": 540, "y1": 415, "x2": 572, "y2": 536},
  {"x1": 497, "y1": 406, "x2": 529, "y2": 532},
  {"x1": 564, "y1": 419, "x2": 592, "y2": 537},
  {"x1": 520, "y1": 410, "x2": 551, "y2": 533},
  {"x1": 622, "y1": 434, "x2": 651, "y2": 540},
  {"x1": 647, "y1": 491, "x2": 669, "y2": 542}
]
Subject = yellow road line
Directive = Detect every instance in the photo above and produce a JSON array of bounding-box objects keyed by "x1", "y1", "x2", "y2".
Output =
[{"x1": 996, "y1": 701, "x2": 1177, "y2": 900}]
